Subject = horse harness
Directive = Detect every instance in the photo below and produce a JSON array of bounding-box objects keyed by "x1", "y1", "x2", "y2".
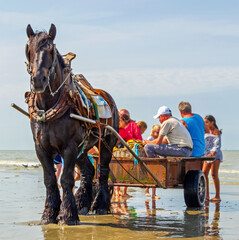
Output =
[{"x1": 25, "y1": 50, "x2": 115, "y2": 162}]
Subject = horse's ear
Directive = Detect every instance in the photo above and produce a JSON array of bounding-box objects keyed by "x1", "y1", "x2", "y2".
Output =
[
  {"x1": 26, "y1": 24, "x2": 35, "y2": 39},
  {"x1": 49, "y1": 24, "x2": 56, "y2": 41}
]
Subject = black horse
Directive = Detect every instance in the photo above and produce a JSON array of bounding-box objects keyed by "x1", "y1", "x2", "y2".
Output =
[{"x1": 25, "y1": 24, "x2": 119, "y2": 225}]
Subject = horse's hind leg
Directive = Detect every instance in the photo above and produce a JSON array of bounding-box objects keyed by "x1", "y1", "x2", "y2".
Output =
[
  {"x1": 36, "y1": 146, "x2": 61, "y2": 224},
  {"x1": 92, "y1": 136, "x2": 115, "y2": 214},
  {"x1": 57, "y1": 146, "x2": 79, "y2": 225},
  {"x1": 75, "y1": 154, "x2": 95, "y2": 215}
]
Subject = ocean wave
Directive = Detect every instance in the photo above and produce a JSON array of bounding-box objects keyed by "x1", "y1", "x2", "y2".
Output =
[
  {"x1": 219, "y1": 169, "x2": 239, "y2": 174},
  {"x1": 0, "y1": 160, "x2": 41, "y2": 168}
]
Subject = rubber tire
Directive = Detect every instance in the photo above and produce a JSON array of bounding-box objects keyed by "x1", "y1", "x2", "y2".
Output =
[{"x1": 184, "y1": 170, "x2": 206, "y2": 207}]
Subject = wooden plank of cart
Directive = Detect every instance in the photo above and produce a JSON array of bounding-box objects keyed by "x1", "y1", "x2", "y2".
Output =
[{"x1": 93, "y1": 148, "x2": 214, "y2": 208}]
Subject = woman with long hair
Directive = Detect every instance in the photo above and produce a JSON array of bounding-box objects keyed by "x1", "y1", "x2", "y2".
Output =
[
  {"x1": 114, "y1": 112, "x2": 133, "y2": 198},
  {"x1": 119, "y1": 109, "x2": 143, "y2": 141},
  {"x1": 203, "y1": 115, "x2": 223, "y2": 202}
]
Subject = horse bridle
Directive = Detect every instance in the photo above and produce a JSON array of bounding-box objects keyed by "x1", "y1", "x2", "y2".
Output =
[{"x1": 25, "y1": 42, "x2": 71, "y2": 97}]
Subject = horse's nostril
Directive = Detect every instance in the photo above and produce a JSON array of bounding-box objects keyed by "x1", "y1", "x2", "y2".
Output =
[{"x1": 42, "y1": 77, "x2": 46, "y2": 82}]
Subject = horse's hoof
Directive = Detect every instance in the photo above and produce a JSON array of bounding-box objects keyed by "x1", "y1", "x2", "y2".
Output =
[
  {"x1": 58, "y1": 219, "x2": 80, "y2": 225},
  {"x1": 94, "y1": 209, "x2": 108, "y2": 215},
  {"x1": 78, "y1": 207, "x2": 89, "y2": 215},
  {"x1": 41, "y1": 218, "x2": 57, "y2": 225}
]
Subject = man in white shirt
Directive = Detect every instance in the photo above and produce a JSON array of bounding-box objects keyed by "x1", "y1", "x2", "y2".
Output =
[{"x1": 144, "y1": 106, "x2": 193, "y2": 158}]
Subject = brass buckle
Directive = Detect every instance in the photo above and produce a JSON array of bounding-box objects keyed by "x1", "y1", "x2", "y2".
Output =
[{"x1": 37, "y1": 110, "x2": 45, "y2": 122}]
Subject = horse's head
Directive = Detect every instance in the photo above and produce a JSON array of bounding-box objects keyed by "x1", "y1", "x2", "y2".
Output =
[{"x1": 25, "y1": 24, "x2": 57, "y2": 93}]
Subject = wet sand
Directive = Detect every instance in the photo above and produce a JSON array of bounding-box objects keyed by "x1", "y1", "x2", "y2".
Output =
[{"x1": 0, "y1": 166, "x2": 238, "y2": 240}]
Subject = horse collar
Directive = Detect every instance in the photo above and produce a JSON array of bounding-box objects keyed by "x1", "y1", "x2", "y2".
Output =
[{"x1": 26, "y1": 70, "x2": 73, "y2": 123}]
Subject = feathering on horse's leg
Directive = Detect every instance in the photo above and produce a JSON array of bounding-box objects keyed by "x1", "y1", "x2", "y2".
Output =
[
  {"x1": 35, "y1": 146, "x2": 61, "y2": 224},
  {"x1": 75, "y1": 153, "x2": 95, "y2": 215},
  {"x1": 92, "y1": 136, "x2": 117, "y2": 214},
  {"x1": 57, "y1": 146, "x2": 79, "y2": 225}
]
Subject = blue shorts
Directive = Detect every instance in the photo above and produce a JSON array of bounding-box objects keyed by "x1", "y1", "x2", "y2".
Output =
[{"x1": 54, "y1": 154, "x2": 63, "y2": 164}]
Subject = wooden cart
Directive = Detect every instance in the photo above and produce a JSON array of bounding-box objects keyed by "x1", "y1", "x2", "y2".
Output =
[
  {"x1": 68, "y1": 113, "x2": 212, "y2": 208},
  {"x1": 93, "y1": 149, "x2": 214, "y2": 207}
]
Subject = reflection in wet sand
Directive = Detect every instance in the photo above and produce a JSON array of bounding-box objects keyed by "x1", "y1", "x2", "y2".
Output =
[
  {"x1": 204, "y1": 202, "x2": 221, "y2": 237},
  {"x1": 41, "y1": 215, "x2": 168, "y2": 240},
  {"x1": 40, "y1": 196, "x2": 223, "y2": 240}
]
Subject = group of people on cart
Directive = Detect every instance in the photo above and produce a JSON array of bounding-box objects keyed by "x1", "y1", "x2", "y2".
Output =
[{"x1": 117, "y1": 101, "x2": 222, "y2": 202}]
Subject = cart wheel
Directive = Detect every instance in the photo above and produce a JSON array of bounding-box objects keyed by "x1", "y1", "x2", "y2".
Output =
[{"x1": 184, "y1": 170, "x2": 206, "y2": 207}]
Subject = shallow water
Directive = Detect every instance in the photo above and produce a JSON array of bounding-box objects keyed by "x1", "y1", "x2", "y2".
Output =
[{"x1": 0, "y1": 150, "x2": 239, "y2": 239}]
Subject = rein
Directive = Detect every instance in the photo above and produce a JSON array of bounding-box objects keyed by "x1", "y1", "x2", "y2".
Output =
[{"x1": 48, "y1": 71, "x2": 71, "y2": 97}]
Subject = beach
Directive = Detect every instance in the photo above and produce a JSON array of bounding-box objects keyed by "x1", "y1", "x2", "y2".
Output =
[{"x1": 0, "y1": 150, "x2": 239, "y2": 240}]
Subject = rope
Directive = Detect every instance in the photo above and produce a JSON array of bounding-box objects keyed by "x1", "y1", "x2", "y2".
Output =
[{"x1": 132, "y1": 143, "x2": 139, "y2": 165}]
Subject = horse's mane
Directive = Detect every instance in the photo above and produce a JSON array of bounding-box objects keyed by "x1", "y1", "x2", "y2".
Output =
[{"x1": 56, "y1": 53, "x2": 66, "y2": 69}]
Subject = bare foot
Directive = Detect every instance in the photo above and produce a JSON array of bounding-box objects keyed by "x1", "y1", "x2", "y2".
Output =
[
  {"x1": 145, "y1": 193, "x2": 151, "y2": 197},
  {"x1": 152, "y1": 196, "x2": 160, "y2": 200},
  {"x1": 210, "y1": 197, "x2": 221, "y2": 202}
]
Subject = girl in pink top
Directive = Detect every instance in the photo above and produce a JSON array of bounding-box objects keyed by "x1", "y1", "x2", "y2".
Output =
[
  {"x1": 119, "y1": 109, "x2": 143, "y2": 141},
  {"x1": 125, "y1": 121, "x2": 142, "y2": 141}
]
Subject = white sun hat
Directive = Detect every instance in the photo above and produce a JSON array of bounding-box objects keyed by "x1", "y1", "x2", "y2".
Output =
[{"x1": 153, "y1": 106, "x2": 171, "y2": 119}]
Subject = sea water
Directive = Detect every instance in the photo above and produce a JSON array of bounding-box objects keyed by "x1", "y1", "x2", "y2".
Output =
[
  {"x1": 0, "y1": 150, "x2": 238, "y2": 185},
  {"x1": 0, "y1": 150, "x2": 238, "y2": 239}
]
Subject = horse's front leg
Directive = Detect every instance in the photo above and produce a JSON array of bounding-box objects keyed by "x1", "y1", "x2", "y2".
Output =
[
  {"x1": 75, "y1": 154, "x2": 95, "y2": 215},
  {"x1": 92, "y1": 139, "x2": 114, "y2": 214},
  {"x1": 57, "y1": 146, "x2": 79, "y2": 225},
  {"x1": 36, "y1": 145, "x2": 61, "y2": 224}
]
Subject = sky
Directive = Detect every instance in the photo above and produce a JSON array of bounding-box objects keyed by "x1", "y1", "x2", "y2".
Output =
[{"x1": 0, "y1": 0, "x2": 239, "y2": 150}]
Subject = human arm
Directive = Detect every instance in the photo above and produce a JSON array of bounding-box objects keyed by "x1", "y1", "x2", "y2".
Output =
[
  {"x1": 128, "y1": 122, "x2": 142, "y2": 141},
  {"x1": 162, "y1": 137, "x2": 168, "y2": 144},
  {"x1": 134, "y1": 124, "x2": 143, "y2": 141},
  {"x1": 207, "y1": 152, "x2": 216, "y2": 157},
  {"x1": 144, "y1": 134, "x2": 164, "y2": 145},
  {"x1": 181, "y1": 120, "x2": 187, "y2": 128}
]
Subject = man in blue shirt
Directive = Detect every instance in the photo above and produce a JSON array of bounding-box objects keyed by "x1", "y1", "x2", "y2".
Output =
[{"x1": 178, "y1": 102, "x2": 205, "y2": 157}]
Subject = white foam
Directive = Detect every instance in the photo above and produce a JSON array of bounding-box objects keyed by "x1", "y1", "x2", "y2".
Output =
[
  {"x1": 220, "y1": 169, "x2": 239, "y2": 174},
  {"x1": 0, "y1": 160, "x2": 41, "y2": 168}
]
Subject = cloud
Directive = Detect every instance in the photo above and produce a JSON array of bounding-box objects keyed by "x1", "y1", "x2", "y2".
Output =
[
  {"x1": 1, "y1": 66, "x2": 239, "y2": 106},
  {"x1": 83, "y1": 66, "x2": 239, "y2": 97}
]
